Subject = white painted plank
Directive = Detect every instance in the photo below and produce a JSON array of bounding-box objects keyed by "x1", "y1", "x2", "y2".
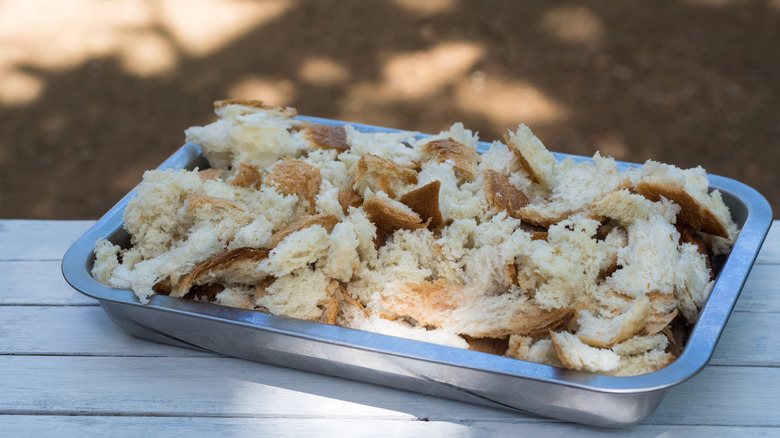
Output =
[
  {"x1": 0, "y1": 356, "x2": 777, "y2": 426},
  {"x1": 0, "y1": 356, "x2": 524, "y2": 422},
  {"x1": 0, "y1": 220, "x2": 94, "y2": 261},
  {"x1": 734, "y1": 263, "x2": 780, "y2": 313},
  {"x1": 755, "y1": 222, "x2": 780, "y2": 264},
  {"x1": 4, "y1": 416, "x2": 778, "y2": 438},
  {"x1": 646, "y1": 366, "x2": 780, "y2": 427},
  {"x1": 0, "y1": 306, "x2": 210, "y2": 357},
  {"x1": 710, "y1": 312, "x2": 780, "y2": 366},
  {"x1": 0, "y1": 260, "x2": 96, "y2": 305}
]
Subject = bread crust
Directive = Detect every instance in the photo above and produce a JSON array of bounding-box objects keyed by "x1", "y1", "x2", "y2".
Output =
[
  {"x1": 337, "y1": 189, "x2": 363, "y2": 215},
  {"x1": 304, "y1": 123, "x2": 349, "y2": 152},
  {"x1": 381, "y1": 280, "x2": 575, "y2": 338},
  {"x1": 171, "y1": 247, "x2": 271, "y2": 298},
  {"x1": 230, "y1": 163, "x2": 262, "y2": 189},
  {"x1": 265, "y1": 158, "x2": 322, "y2": 214},
  {"x1": 197, "y1": 168, "x2": 224, "y2": 182},
  {"x1": 214, "y1": 99, "x2": 297, "y2": 117},
  {"x1": 354, "y1": 153, "x2": 417, "y2": 199},
  {"x1": 636, "y1": 181, "x2": 728, "y2": 238},
  {"x1": 271, "y1": 214, "x2": 340, "y2": 247},
  {"x1": 483, "y1": 169, "x2": 530, "y2": 216},
  {"x1": 185, "y1": 195, "x2": 247, "y2": 213},
  {"x1": 399, "y1": 180, "x2": 444, "y2": 230},
  {"x1": 421, "y1": 138, "x2": 479, "y2": 183},
  {"x1": 363, "y1": 196, "x2": 424, "y2": 247}
]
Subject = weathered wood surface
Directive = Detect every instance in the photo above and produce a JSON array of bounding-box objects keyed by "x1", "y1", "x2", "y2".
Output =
[{"x1": 1, "y1": 220, "x2": 778, "y2": 436}]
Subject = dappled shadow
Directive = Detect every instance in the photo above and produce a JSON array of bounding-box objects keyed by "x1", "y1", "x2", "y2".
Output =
[{"x1": 1, "y1": 0, "x2": 778, "y2": 219}]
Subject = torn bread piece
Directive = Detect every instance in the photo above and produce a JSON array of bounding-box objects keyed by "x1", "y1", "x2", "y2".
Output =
[
  {"x1": 363, "y1": 192, "x2": 425, "y2": 246},
  {"x1": 257, "y1": 267, "x2": 333, "y2": 321},
  {"x1": 635, "y1": 160, "x2": 736, "y2": 239},
  {"x1": 229, "y1": 163, "x2": 262, "y2": 189},
  {"x1": 303, "y1": 123, "x2": 349, "y2": 152},
  {"x1": 185, "y1": 99, "x2": 303, "y2": 171},
  {"x1": 504, "y1": 124, "x2": 558, "y2": 191},
  {"x1": 575, "y1": 294, "x2": 651, "y2": 348},
  {"x1": 171, "y1": 247, "x2": 271, "y2": 298},
  {"x1": 337, "y1": 189, "x2": 363, "y2": 215},
  {"x1": 550, "y1": 330, "x2": 621, "y2": 374},
  {"x1": 271, "y1": 214, "x2": 340, "y2": 247},
  {"x1": 316, "y1": 281, "x2": 342, "y2": 325},
  {"x1": 198, "y1": 168, "x2": 224, "y2": 182},
  {"x1": 381, "y1": 280, "x2": 574, "y2": 338},
  {"x1": 398, "y1": 180, "x2": 444, "y2": 230},
  {"x1": 122, "y1": 169, "x2": 205, "y2": 261},
  {"x1": 591, "y1": 189, "x2": 681, "y2": 226},
  {"x1": 420, "y1": 138, "x2": 479, "y2": 183},
  {"x1": 506, "y1": 335, "x2": 564, "y2": 368},
  {"x1": 643, "y1": 292, "x2": 679, "y2": 335},
  {"x1": 317, "y1": 219, "x2": 362, "y2": 282},
  {"x1": 513, "y1": 153, "x2": 622, "y2": 228},
  {"x1": 214, "y1": 286, "x2": 256, "y2": 310},
  {"x1": 353, "y1": 153, "x2": 418, "y2": 199},
  {"x1": 260, "y1": 225, "x2": 331, "y2": 277},
  {"x1": 607, "y1": 334, "x2": 676, "y2": 376},
  {"x1": 265, "y1": 158, "x2": 322, "y2": 215},
  {"x1": 483, "y1": 169, "x2": 530, "y2": 216}
]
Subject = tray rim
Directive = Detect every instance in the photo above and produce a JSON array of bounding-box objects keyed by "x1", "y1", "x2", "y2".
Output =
[{"x1": 61, "y1": 116, "x2": 774, "y2": 397}]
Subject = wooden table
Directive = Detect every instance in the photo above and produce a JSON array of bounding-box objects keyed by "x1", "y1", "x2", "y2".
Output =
[{"x1": 2, "y1": 219, "x2": 779, "y2": 436}]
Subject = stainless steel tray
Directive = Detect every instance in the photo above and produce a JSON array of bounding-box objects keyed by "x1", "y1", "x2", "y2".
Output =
[{"x1": 62, "y1": 116, "x2": 773, "y2": 427}]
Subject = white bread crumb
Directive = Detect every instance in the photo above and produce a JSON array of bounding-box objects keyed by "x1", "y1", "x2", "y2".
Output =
[
  {"x1": 260, "y1": 226, "x2": 330, "y2": 277},
  {"x1": 576, "y1": 294, "x2": 651, "y2": 348},
  {"x1": 257, "y1": 268, "x2": 332, "y2": 320},
  {"x1": 550, "y1": 330, "x2": 621, "y2": 373}
]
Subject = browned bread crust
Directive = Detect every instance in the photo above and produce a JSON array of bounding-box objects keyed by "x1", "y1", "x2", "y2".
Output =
[
  {"x1": 171, "y1": 247, "x2": 271, "y2": 298},
  {"x1": 354, "y1": 153, "x2": 417, "y2": 199},
  {"x1": 271, "y1": 214, "x2": 340, "y2": 247},
  {"x1": 337, "y1": 189, "x2": 363, "y2": 215},
  {"x1": 363, "y1": 196, "x2": 424, "y2": 247},
  {"x1": 421, "y1": 138, "x2": 479, "y2": 183},
  {"x1": 316, "y1": 281, "x2": 341, "y2": 325},
  {"x1": 214, "y1": 99, "x2": 297, "y2": 117},
  {"x1": 231, "y1": 163, "x2": 262, "y2": 189},
  {"x1": 197, "y1": 168, "x2": 224, "y2": 182},
  {"x1": 381, "y1": 279, "x2": 457, "y2": 327},
  {"x1": 635, "y1": 181, "x2": 728, "y2": 238},
  {"x1": 185, "y1": 195, "x2": 247, "y2": 213},
  {"x1": 265, "y1": 158, "x2": 322, "y2": 214},
  {"x1": 381, "y1": 279, "x2": 575, "y2": 338},
  {"x1": 483, "y1": 169, "x2": 530, "y2": 216},
  {"x1": 399, "y1": 180, "x2": 444, "y2": 230},
  {"x1": 464, "y1": 336, "x2": 510, "y2": 355},
  {"x1": 512, "y1": 207, "x2": 567, "y2": 229},
  {"x1": 304, "y1": 123, "x2": 349, "y2": 152}
]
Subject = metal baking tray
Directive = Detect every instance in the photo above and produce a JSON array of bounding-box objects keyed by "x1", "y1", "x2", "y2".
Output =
[{"x1": 62, "y1": 116, "x2": 773, "y2": 427}]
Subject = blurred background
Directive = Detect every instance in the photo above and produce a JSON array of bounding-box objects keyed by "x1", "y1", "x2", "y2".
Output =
[{"x1": 0, "y1": 0, "x2": 777, "y2": 219}]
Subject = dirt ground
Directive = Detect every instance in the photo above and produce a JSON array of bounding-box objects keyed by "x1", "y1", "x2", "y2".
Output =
[{"x1": 1, "y1": 0, "x2": 778, "y2": 220}]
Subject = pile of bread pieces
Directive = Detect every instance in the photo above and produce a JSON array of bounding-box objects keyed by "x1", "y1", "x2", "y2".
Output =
[{"x1": 92, "y1": 99, "x2": 739, "y2": 376}]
